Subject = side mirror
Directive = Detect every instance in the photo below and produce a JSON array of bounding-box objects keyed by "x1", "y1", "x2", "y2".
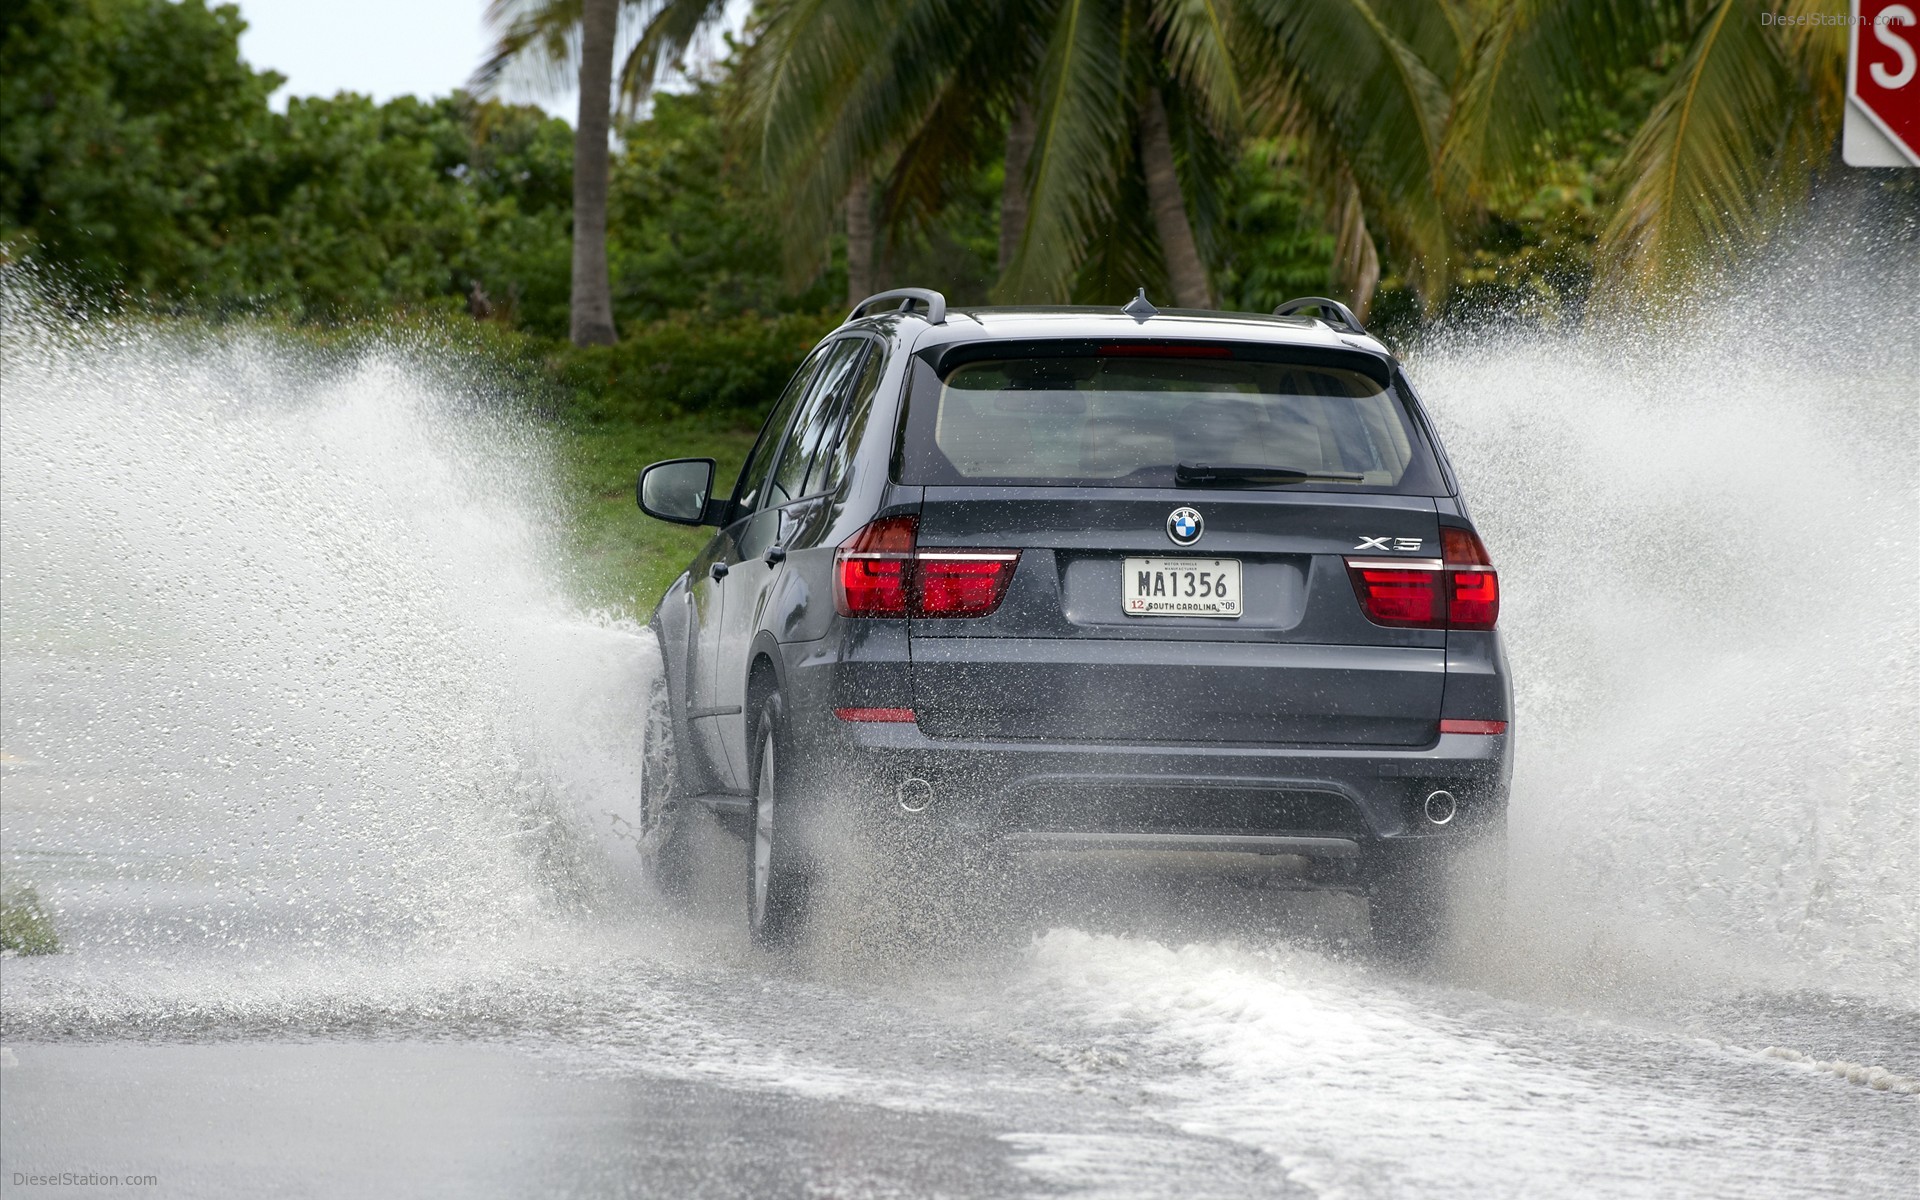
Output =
[{"x1": 637, "y1": 458, "x2": 717, "y2": 525}]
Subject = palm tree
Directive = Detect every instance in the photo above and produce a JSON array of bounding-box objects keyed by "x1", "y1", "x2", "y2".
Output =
[
  {"x1": 1237, "y1": 0, "x2": 1473, "y2": 312},
  {"x1": 1444, "y1": 0, "x2": 1849, "y2": 298},
  {"x1": 473, "y1": 0, "x2": 733, "y2": 344},
  {"x1": 740, "y1": 0, "x2": 1465, "y2": 316}
]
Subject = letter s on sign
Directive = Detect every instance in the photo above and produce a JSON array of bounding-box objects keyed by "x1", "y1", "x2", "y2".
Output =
[{"x1": 1873, "y1": 5, "x2": 1917, "y2": 90}]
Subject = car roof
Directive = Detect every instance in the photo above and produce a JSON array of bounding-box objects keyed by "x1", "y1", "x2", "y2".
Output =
[{"x1": 850, "y1": 306, "x2": 1396, "y2": 362}]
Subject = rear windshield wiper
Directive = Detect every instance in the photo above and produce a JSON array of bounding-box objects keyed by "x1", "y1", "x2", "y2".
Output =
[{"x1": 1175, "y1": 462, "x2": 1366, "y2": 487}]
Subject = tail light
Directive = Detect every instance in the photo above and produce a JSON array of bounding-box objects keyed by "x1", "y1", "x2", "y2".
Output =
[
  {"x1": 1345, "y1": 562, "x2": 1445, "y2": 626},
  {"x1": 834, "y1": 516, "x2": 1020, "y2": 618},
  {"x1": 1440, "y1": 527, "x2": 1499, "y2": 630},
  {"x1": 917, "y1": 552, "x2": 1022, "y2": 616},
  {"x1": 1345, "y1": 527, "x2": 1499, "y2": 630},
  {"x1": 834, "y1": 515, "x2": 915, "y2": 615}
]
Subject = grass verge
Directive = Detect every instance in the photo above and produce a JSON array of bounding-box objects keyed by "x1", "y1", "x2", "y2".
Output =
[{"x1": 558, "y1": 411, "x2": 761, "y2": 622}]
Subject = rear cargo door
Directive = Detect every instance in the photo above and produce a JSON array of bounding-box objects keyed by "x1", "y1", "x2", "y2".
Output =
[{"x1": 908, "y1": 489, "x2": 1444, "y2": 745}]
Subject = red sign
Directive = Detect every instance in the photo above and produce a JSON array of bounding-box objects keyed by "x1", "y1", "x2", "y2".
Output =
[{"x1": 1852, "y1": 1, "x2": 1920, "y2": 164}]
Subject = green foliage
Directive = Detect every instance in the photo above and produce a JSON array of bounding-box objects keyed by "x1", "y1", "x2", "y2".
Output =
[
  {"x1": 1601, "y1": 0, "x2": 1800, "y2": 291},
  {"x1": 0, "y1": 882, "x2": 60, "y2": 956},
  {"x1": 1448, "y1": 0, "x2": 1852, "y2": 300},
  {"x1": 0, "y1": 0, "x2": 580, "y2": 321},
  {"x1": 1448, "y1": 57, "x2": 1671, "y2": 318},
  {"x1": 212, "y1": 94, "x2": 577, "y2": 322},
  {"x1": 0, "y1": 0, "x2": 280, "y2": 297},
  {"x1": 607, "y1": 86, "x2": 841, "y2": 324},
  {"x1": 563, "y1": 413, "x2": 761, "y2": 617},
  {"x1": 555, "y1": 309, "x2": 840, "y2": 422},
  {"x1": 1236, "y1": 0, "x2": 1459, "y2": 309},
  {"x1": 1, "y1": 2, "x2": 837, "y2": 426},
  {"x1": 7, "y1": 0, "x2": 1843, "y2": 375},
  {"x1": 1213, "y1": 139, "x2": 1337, "y2": 313},
  {"x1": 740, "y1": 0, "x2": 1461, "y2": 314}
]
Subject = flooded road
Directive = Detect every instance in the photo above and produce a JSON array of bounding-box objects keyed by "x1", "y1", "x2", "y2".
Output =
[
  {"x1": 5, "y1": 874, "x2": 1915, "y2": 1198},
  {"x1": 3, "y1": 245, "x2": 1916, "y2": 1198}
]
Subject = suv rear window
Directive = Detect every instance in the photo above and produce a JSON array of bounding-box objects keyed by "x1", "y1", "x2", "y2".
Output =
[{"x1": 898, "y1": 347, "x2": 1443, "y2": 493}]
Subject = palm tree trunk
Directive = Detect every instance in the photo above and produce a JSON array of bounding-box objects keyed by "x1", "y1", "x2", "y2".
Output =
[
  {"x1": 569, "y1": 0, "x2": 618, "y2": 346},
  {"x1": 845, "y1": 178, "x2": 874, "y2": 306},
  {"x1": 998, "y1": 98, "x2": 1036, "y2": 274},
  {"x1": 1138, "y1": 89, "x2": 1212, "y2": 310}
]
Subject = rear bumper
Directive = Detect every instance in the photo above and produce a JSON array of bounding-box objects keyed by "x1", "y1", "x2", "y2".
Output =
[{"x1": 782, "y1": 696, "x2": 1510, "y2": 857}]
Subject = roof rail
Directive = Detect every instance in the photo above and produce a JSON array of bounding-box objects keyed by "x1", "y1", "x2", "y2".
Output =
[
  {"x1": 848, "y1": 287, "x2": 947, "y2": 325},
  {"x1": 1272, "y1": 296, "x2": 1366, "y2": 335}
]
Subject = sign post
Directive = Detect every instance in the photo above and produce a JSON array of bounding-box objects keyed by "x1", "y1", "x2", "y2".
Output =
[{"x1": 1846, "y1": 1, "x2": 1920, "y2": 165}]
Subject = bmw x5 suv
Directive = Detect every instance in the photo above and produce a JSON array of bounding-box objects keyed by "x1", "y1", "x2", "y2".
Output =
[{"x1": 635, "y1": 288, "x2": 1512, "y2": 954}]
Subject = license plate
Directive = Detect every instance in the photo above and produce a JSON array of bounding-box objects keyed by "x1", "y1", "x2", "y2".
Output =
[{"x1": 1123, "y1": 557, "x2": 1242, "y2": 617}]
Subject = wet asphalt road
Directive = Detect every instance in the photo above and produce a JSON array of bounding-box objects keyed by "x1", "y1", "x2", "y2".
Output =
[
  {"x1": 4, "y1": 1043, "x2": 1042, "y2": 1200},
  {"x1": 4, "y1": 828, "x2": 1916, "y2": 1200},
  {"x1": 2, "y1": 654, "x2": 1915, "y2": 1200}
]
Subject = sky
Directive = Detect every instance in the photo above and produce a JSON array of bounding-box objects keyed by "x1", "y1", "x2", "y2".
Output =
[
  {"x1": 235, "y1": 1, "x2": 530, "y2": 109},
  {"x1": 232, "y1": 0, "x2": 750, "y2": 119}
]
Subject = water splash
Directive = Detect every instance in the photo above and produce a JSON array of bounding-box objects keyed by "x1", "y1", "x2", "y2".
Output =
[
  {"x1": 1412, "y1": 241, "x2": 1919, "y2": 1001},
  {"x1": 0, "y1": 298, "x2": 653, "y2": 962},
  {"x1": 2, "y1": 239, "x2": 1914, "y2": 1023}
]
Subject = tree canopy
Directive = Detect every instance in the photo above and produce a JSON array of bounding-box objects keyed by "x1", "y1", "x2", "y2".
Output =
[{"x1": 3, "y1": 0, "x2": 1898, "y2": 354}]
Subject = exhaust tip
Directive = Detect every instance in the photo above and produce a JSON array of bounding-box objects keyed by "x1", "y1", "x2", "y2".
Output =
[
  {"x1": 1423, "y1": 790, "x2": 1457, "y2": 826},
  {"x1": 898, "y1": 777, "x2": 934, "y2": 814}
]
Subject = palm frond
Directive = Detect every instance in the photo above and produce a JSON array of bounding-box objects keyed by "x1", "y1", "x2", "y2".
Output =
[
  {"x1": 744, "y1": 0, "x2": 1012, "y2": 281},
  {"x1": 1778, "y1": 0, "x2": 1849, "y2": 163},
  {"x1": 1147, "y1": 0, "x2": 1245, "y2": 132},
  {"x1": 1327, "y1": 163, "x2": 1382, "y2": 316},
  {"x1": 1239, "y1": 0, "x2": 1455, "y2": 306},
  {"x1": 1162, "y1": 85, "x2": 1241, "y2": 270},
  {"x1": 475, "y1": 0, "x2": 732, "y2": 108},
  {"x1": 1368, "y1": 0, "x2": 1475, "y2": 88},
  {"x1": 617, "y1": 0, "x2": 733, "y2": 111},
  {"x1": 998, "y1": 0, "x2": 1138, "y2": 300},
  {"x1": 1598, "y1": 0, "x2": 1794, "y2": 295},
  {"x1": 882, "y1": 71, "x2": 1023, "y2": 238},
  {"x1": 472, "y1": 0, "x2": 587, "y2": 97},
  {"x1": 1069, "y1": 162, "x2": 1167, "y2": 303},
  {"x1": 1442, "y1": 0, "x2": 1674, "y2": 199}
]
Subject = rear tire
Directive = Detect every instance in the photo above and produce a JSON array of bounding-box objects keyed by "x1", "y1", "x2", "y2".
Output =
[
  {"x1": 638, "y1": 671, "x2": 692, "y2": 896},
  {"x1": 747, "y1": 695, "x2": 811, "y2": 949}
]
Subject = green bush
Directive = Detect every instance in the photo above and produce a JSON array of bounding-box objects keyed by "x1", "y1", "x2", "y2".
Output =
[
  {"x1": 555, "y1": 309, "x2": 839, "y2": 422},
  {"x1": 0, "y1": 0, "x2": 279, "y2": 299},
  {"x1": 0, "y1": 883, "x2": 59, "y2": 956}
]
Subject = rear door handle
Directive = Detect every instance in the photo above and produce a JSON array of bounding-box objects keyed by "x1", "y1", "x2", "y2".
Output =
[
  {"x1": 709, "y1": 561, "x2": 730, "y2": 580},
  {"x1": 764, "y1": 545, "x2": 788, "y2": 565}
]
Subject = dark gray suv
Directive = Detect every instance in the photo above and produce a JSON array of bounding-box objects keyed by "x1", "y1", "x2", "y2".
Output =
[{"x1": 635, "y1": 288, "x2": 1511, "y2": 954}]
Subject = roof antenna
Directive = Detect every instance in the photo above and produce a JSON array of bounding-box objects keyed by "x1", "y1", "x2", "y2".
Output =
[{"x1": 1122, "y1": 287, "x2": 1158, "y2": 321}]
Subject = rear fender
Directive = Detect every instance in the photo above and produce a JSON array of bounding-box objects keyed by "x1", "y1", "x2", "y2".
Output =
[{"x1": 742, "y1": 629, "x2": 789, "y2": 773}]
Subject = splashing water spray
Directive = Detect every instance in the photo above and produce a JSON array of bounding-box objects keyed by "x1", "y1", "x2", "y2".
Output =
[
  {"x1": 1, "y1": 231, "x2": 1914, "y2": 1021},
  {"x1": 1410, "y1": 241, "x2": 1918, "y2": 1001},
  {"x1": 0, "y1": 285, "x2": 657, "y2": 978}
]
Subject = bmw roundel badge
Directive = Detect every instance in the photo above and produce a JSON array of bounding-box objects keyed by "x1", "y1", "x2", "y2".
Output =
[{"x1": 1167, "y1": 506, "x2": 1204, "y2": 546}]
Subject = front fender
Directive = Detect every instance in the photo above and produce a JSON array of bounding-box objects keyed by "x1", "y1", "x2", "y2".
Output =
[
  {"x1": 649, "y1": 571, "x2": 706, "y2": 789},
  {"x1": 649, "y1": 571, "x2": 693, "y2": 698}
]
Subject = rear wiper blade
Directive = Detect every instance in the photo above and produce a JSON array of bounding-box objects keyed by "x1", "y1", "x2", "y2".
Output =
[{"x1": 1175, "y1": 462, "x2": 1366, "y2": 487}]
